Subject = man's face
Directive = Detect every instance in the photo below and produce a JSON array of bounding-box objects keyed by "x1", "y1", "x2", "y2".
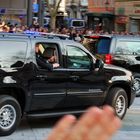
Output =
[{"x1": 35, "y1": 46, "x2": 39, "y2": 53}]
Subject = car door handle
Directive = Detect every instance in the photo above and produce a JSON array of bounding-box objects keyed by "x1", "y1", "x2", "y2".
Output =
[
  {"x1": 36, "y1": 75, "x2": 48, "y2": 80},
  {"x1": 70, "y1": 75, "x2": 79, "y2": 81}
]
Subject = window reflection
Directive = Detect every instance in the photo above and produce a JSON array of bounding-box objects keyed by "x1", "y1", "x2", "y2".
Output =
[
  {"x1": 0, "y1": 41, "x2": 27, "y2": 68},
  {"x1": 116, "y1": 41, "x2": 140, "y2": 55},
  {"x1": 67, "y1": 46, "x2": 91, "y2": 69}
]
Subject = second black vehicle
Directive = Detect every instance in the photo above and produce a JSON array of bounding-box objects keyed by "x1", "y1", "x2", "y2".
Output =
[
  {"x1": 84, "y1": 34, "x2": 140, "y2": 96},
  {"x1": 0, "y1": 33, "x2": 135, "y2": 136}
]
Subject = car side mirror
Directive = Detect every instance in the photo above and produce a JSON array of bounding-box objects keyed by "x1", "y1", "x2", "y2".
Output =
[{"x1": 95, "y1": 59, "x2": 104, "y2": 70}]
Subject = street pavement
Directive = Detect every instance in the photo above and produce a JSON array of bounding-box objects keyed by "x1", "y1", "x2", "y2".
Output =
[
  {"x1": 1, "y1": 97, "x2": 140, "y2": 140},
  {"x1": 113, "y1": 97, "x2": 140, "y2": 140}
]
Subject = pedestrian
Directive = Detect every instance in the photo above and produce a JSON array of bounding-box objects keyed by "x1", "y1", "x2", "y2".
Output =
[{"x1": 0, "y1": 21, "x2": 5, "y2": 32}]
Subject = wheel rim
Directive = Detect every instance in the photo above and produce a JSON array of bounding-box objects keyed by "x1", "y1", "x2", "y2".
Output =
[
  {"x1": 0, "y1": 105, "x2": 16, "y2": 130},
  {"x1": 115, "y1": 95, "x2": 126, "y2": 117},
  {"x1": 134, "y1": 78, "x2": 140, "y2": 96}
]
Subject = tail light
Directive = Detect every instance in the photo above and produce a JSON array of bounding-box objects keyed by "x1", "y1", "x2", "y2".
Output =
[{"x1": 105, "y1": 54, "x2": 112, "y2": 64}]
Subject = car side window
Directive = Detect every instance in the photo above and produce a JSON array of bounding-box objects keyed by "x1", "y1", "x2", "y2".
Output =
[
  {"x1": 35, "y1": 42, "x2": 59, "y2": 69},
  {"x1": 0, "y1": 40, "x2": 27, "y2": 68},
  {"x1": 116, "y1": 40, "x2": 140, "y2": 55},
  {"x1": 67, "y1": 46, "x2": 91, "y2": 69},
  {"x1": 97, "y1": 38, "x2": 111, "y2": 54}
]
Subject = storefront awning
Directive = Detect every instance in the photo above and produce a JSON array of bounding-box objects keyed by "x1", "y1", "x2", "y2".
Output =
[
  {"x1": 130, "y1": 16, "x2": 140, "y2": 19},
  {"x1": 86, "y1": 12, "x2": 115, "y2": 18}
]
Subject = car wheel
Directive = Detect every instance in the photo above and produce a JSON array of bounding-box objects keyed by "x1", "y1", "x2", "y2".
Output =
[
  {"x1": 0, "y1": 95, "x2": 21, "y2": 136},
  {"x1": 133, "y1": 73, "x2": 140, "y2": 97},
  {"x1": 105, "y1": 87, "x2": 128, "y2": 119}
]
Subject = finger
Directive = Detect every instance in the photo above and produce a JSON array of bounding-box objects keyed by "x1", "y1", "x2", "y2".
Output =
[
  {"x1": 97, "y1": 107, "x2": 121, "y2": 138},
  {"x1": 105, "y1": 116, "x2": 122, "y2": 136},
  {"x1": 68, "y1": 107, "x2": 103, "y2": 140},
  {"x1": 102, "y1": 105, "x2": 122, "y2": 135},
  {"x1": 47, "y1": 115, "x2": 76, "y2": 140},
  {"x1": 86, "y1": 108, "x2": 106, "y2": 140},
  {"x1": 96, "y1": 133, "x2": 110, "y2": 140},
  {"x1": 86, "y1": 105, "x2": 121, "y2": 140},
  {"x1": 86, "y1": 107, "x2": 121, "y2": 140},
  {"x1": 103, "y1": 105, "x2": 115, "y2": 117},
  {"x1": 77, "y1": 107, "x2": 103, "y2": 126},
  {"x1": 99, "y1": 105, "x2": 115, "y2": 128}
]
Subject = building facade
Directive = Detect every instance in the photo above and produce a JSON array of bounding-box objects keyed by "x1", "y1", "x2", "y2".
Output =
[
  {"x1": 115, "y1": 0, "x2": 140, "y2": 33},
  {"x1": 66, "y1": 0, "x2": 81, "y2": 18},
  {"x1": 0, "y1": 0, "x2": 27, "y2": 25},
  {"x1": 0, "y1": 0, "x2": 67, "y2": 26},
  {"x1": 65, "y1": 0, "x2": 88, "y2": 19},
  {"x1": 80, "y1": 0, "x2": 88, "y2": 19},
  {"x1": 87, "y1": 0, "x2": 115, "y2": 32}
]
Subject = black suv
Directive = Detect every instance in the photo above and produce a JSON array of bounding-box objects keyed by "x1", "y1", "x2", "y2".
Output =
[
  {"x1": 0, "y1": 33, "x2": 135, "y2": 136},
  {"x1": 84, "y1": 34, "x2": 140, "y2": 96}
]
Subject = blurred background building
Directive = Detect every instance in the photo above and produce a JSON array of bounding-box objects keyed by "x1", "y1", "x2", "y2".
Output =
[
  {"x1": 0, "y1": 0, "x2": 26, "y2": 25},
  {"x1": 115, "y1": 0, "x2": 140, "y2": 33},
  {"x1": 87, "y1": 0, "x2": 115, "y2": 33},
  {"x1": 66, "y1": 0, "x2": 88, "y2": 19}
]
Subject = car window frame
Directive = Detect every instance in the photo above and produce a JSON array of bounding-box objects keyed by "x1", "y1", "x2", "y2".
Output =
[
  {"x1": 34, "y1": 41, "x2": 62, "y2": 70},
  {"x1": 66, "y1": 45, "x2": 93, "y2": 70}
]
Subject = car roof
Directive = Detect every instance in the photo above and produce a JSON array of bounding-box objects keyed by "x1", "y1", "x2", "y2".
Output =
[
  {"x1": 84, "y1": 34, "x2": 112, "y2": 39},
  {"x1": 84, "y1": 34, "x2": 140, "y2": 40},
  {"x1": 0, "y1": 32, "x2": 71, "y2": 40},
  {"x1": 39, "y1": 32, "x2": 71, "y2": 40},
  {"x1": 0, "y1": 32, "x2": 80, "y2": 49}
]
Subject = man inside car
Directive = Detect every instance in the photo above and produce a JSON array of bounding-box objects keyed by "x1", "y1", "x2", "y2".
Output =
[{"x1": 35, "y1": 43, "x2": 59, "y2": 71}]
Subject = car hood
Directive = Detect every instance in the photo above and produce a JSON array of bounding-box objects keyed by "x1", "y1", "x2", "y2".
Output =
[{"x1": 104, "y1": 63, "x2": 132, "y2": 76}]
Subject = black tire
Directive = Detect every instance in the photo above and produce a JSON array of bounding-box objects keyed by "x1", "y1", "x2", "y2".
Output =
[
  {"x1": 105, "y1": 87, "x2": 128, "y2": 119},
  {"x1": 133, "y1": 73, "x2": 140, "y2": 97},
  {"x1": 0, "y1": 95, "x2": 22, "y2": 136}
]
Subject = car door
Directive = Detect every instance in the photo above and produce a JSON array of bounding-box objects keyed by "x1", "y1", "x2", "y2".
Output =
[
  {"x1": 65, "y1": 45, "x2": 106, "y2": 108},
  {"x1": 29, "y1": 42, "x2": 67, "y2": 111}
]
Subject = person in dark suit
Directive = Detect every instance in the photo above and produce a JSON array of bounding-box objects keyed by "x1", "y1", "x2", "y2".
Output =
[{"x1": 35, "y1": 44, "x2": 59, "y2": 71}]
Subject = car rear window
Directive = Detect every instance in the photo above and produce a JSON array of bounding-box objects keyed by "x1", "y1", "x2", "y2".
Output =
[
  {"x1": 115, "y1": 40, "x2": 140, "y2": 55},
  {"x1": 97, "y1": 38, "x2": 111, "y2": 54}
]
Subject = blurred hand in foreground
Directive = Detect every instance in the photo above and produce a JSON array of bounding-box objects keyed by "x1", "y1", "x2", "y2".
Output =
[{"x1": 46, "y1": 105, "x2": 121, "y2": 140}]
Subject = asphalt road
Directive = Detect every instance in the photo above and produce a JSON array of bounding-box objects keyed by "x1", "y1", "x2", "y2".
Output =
[
  {"x1": 112, "y1": 97, "x2": 140, "y2": 140},
  {"x1": 1, "y1": 97, "x2": 140, "y2": 140}
]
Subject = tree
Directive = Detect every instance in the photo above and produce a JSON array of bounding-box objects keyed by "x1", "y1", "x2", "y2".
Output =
[{"x1": 46, "y1": 0, "x2": 62, "y2": 31}]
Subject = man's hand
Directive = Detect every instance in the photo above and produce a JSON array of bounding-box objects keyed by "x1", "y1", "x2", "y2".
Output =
[
  {"x1": 53, "y1": 63, "x2": 60, "y2": 68},
  {"x1": 46, "y1": 105, "x2": 121, "y2": 140}
]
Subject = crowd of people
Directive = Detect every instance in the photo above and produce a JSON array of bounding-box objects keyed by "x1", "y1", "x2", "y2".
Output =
[{"x1": 1, "y1": 20, "x2": 140, "y2": 43}]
